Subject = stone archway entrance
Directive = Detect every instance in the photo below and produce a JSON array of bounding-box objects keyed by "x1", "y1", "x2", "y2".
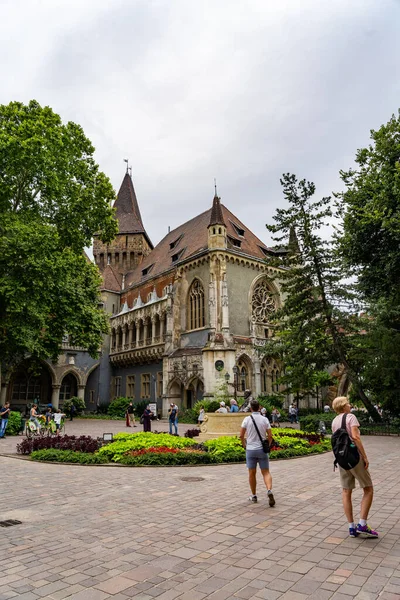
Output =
[
  {"x1": 185, "y1": 378, "x2": 204, "y2": 408},
  {"x1": 59, "y1": 373, "x2": 78, "y2": 406}
]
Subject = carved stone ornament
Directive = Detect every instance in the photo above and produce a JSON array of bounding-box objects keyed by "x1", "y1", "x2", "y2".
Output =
[
  {"x1": 200, "y1": 414, "x2": 208, "y2": 433},
  {"x1": 251, "y1": 280, "x2": 276, "y2": 323}
]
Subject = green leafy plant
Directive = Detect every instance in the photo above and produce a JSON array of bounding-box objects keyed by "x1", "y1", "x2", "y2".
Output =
[
  {"x1": 4, "y1": 410, "x2": 22, "y2": 435},
  {"x1": 31, "y1": 449, "x2": 108, "y2": 464},
  {"x1": 99, "y1": 432, "x2": 196, "y2": 461},
  {"x1": 63, "y1": 397, "x2": 86, "y2": 416},
  {"x1": 107, "y1": 397, "x2": 130, "y2": 418}
]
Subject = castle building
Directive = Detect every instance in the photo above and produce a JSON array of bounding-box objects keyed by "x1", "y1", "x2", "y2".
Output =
[{"x1": 3, "y1": 172, "x2": 288, "y2": 414}]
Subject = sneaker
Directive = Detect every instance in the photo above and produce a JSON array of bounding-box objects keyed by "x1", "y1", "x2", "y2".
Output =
[
  {"x1": 349, "y1": 527, "x2": 359, "y2": 537},
  {"x1": 356, "y1": 524, "x2": 379, "y2": 538},
  {"x1": 249, "y1": 495, "x2": 257, "y2": 503},
  {"x1": 268, "y1": 492, "x2": 275, "y2": 507}
]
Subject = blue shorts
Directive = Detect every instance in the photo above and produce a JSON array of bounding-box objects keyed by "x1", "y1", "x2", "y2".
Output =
[{"x1": 246, "y1": 448, "x2": 270, "y2": 470}]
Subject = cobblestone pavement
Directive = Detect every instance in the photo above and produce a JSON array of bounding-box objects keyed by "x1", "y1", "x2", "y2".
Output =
[{"x1": 1, "y1": 435, "x2": 399, "y2": 600}]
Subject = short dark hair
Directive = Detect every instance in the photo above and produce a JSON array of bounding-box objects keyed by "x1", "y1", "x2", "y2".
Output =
[{"x1": 250, "y1": 400, "x2": 260, "y2": 412}]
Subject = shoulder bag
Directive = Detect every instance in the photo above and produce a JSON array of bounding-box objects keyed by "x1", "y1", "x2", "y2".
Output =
[{"x1": 250, "y1": 415, "x2": 270, "y2": 454}]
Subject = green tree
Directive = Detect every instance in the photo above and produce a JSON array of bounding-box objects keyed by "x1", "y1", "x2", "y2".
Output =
[
  {"x1": 0, "y1": 100, "x2": 118, "y2": 373},
  {"x1": 263, "y1": 173, "x2": 380, "y2": 421},
  {"x1": 337, "y1": 112, "x2": 400, "y2": 414}
]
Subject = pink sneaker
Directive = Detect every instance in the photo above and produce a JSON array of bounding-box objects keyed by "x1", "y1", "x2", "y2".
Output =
[{"x1": 356, "y1": 524, "x2": 378, "y2": 538}]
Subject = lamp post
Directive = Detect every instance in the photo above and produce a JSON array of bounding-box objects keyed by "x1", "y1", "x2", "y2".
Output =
[{"x1": 232, "y1": 366, "x2": 238, "y2": 404}]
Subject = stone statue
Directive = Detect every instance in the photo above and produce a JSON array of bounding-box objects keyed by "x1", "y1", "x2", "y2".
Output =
[{"x1": 238, "y1": 389, "x2": 253, "y2": 412}]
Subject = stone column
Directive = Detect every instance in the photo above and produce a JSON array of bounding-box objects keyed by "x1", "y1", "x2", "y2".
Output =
[
  {"x1": 221, "y1": 273, "x2": 230, "y2": 332},
  {"x1": 151, "y1": 316, "x2": 156, "y2": 344},
  {"x1": 128, "y1": 323, "x2": 134, "y2": 347},
  {"x1": 122, "y1": 326, "x2": 126, "y2": 348},
  {"x1": 209, "y1": 276, "x2": 217, "y2": 331},
  {"x1": 136, "y1": 320, "x2": 141, "y2": 345},
  {"x1": 143, "y1": 321, "x2": 148, "y2": 345},
  {"x1": 51, "y1": 384, "x2": 61, "y2": 409},
  {"x1": 77, "y1": 385, "x2": 85, "y2": 400},
  {"x1": 160, "y1": 315, "x2": 165, "y2": 340}
]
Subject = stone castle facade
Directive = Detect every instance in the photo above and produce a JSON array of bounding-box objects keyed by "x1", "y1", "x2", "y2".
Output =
[{"x1": 3, "y1": 173, "x2": 292, "y2": 415}]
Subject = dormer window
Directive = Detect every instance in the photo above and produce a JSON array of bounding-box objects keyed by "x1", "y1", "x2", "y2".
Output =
[
  {"x1": 172, "y1": 249, "x2": 184, "y2": 263},
  {"x1": 230, "y1": 220, "x2": 245, "y2": 237},
  {"x1": 142, "y1": 264, "x2": 154, "y2": 277},
  {"x1": 228, "y1": 236, "x2": 241, "y2": 248},
  {"x1": 169, "y1": 234, "x2": 183, "y2": 250}
]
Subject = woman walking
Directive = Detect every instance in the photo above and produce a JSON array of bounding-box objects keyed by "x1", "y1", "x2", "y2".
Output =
[{"x1": 142, "y1": 405, "x2": 153, "y2": 432}]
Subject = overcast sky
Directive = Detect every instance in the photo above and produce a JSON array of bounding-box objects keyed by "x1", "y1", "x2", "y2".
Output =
[{"x1": 1, "y1": 0, "x2": 400, "y2": 250}]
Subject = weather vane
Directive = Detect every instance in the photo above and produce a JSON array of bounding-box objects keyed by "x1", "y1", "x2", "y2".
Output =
[
  {"x1": 214, "y1": 178, "x2": 218, "y2": 196},
  {"x1": 123, "y1": 158, "x2": 130, "y2": 174}
]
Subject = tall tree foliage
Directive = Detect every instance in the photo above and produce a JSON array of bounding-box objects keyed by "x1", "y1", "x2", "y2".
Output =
[
  {"x1": 337, "y1": 112, "x2": 400, "y2": 413},
  {"x1": 263, "y1": 174, "x2": 380, "y2": 420},
  {"x1": 0, "y1": 100, "x2": 118, "y2": 372}
]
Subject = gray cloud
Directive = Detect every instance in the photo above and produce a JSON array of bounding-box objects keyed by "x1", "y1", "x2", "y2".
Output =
[{"x1": 1, "y1": 0, "x2": 399, "y2": 248}]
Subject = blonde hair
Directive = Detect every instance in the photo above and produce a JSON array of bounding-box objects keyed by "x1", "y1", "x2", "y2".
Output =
[{"x1": 332, "y1": 396, "x2": 349, "y2": 414}]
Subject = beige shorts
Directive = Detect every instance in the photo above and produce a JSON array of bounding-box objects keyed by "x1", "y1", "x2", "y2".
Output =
[{"x1": 339, "y1": 460, "x2": 373, "y2": 489}]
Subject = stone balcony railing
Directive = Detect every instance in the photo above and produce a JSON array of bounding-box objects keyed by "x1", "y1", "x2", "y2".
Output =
[{"x1": 110, "y1": 335, "x2": 166, "y2": 365}]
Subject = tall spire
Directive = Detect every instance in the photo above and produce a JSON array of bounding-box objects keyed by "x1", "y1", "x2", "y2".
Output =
[
  {"x1": 288, "y1": 225, "x2": 300, "y2": 254},
  {"x1": 114, "y1": 172, "x2": 145, "y2": 234},
  {"x1": 209, "y1": 192, "x2": 226, "y2": 227}
]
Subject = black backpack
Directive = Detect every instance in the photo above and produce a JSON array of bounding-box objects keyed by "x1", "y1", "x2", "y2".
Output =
[{"x1": 331, "y1": 413, "x2": 360, "y2": 471}]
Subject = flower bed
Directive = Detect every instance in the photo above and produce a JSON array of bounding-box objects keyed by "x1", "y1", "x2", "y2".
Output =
[{"x1": 28, "y1": 430, "x2": 331, "y2": 465}]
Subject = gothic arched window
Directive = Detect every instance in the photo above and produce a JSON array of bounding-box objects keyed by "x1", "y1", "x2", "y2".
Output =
[
  {"x1": 251, "y1": 279, "x2": 276, "y2": 324},
  {"x1": 260, "y1": 360, "x2": 269, "y2": 394},
  {"x1": 188, "y1": 279, "x2": 205, "y2": 330},
  {"x1": 237, "y1": 358, "x2": 250, "y2": 391}
]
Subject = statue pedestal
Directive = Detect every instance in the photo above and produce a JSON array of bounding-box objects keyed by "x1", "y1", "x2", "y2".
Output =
[{"x1": 198, "y1": 412, "x2": 244, "y2": 440}]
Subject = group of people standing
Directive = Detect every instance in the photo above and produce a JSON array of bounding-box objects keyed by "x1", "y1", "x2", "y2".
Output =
[{"x1": 126, "y1": 402, "x2": 179, "y2": 435}]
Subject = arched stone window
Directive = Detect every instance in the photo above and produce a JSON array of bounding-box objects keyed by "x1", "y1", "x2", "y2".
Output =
[
  {"x1": 271, "y1": 364, "x2": 280, "y2": 393},
  {"x1": 188, "y1": 279, "x2": 205, "y2": 330},
  {"x1": 251, "y1": 279, "x2": 276, "y2": 324},
  {"x1": 237, "y1": 358, "x2": 250, "y2": 391},
  {"x1": 260, "y1": 360, "x2": 269, "y2": 394}
]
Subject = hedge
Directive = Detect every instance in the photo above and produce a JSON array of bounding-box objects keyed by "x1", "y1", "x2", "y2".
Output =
[
  {"x1": 31, "y1": 449, "x2": 109, "y2": 464},
  {"x1": 4, "y1": 411, "x2": 22, "y2": 435}
]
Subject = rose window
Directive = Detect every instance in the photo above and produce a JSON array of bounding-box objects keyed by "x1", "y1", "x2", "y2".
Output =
[{"x1": 251, "y1": 281, "x2": 276, "y2": 323}]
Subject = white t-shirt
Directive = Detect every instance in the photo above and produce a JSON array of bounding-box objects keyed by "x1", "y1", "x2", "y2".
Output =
[
  {"x1": 216, "y1": 407, "x2": 228, "y2": 413},
  {"x1": 53, "y1": 413, "x2": 64, "y2": 425},
  {"x1": 241, "y1": 412, "x2": 271, "y2": 450}
]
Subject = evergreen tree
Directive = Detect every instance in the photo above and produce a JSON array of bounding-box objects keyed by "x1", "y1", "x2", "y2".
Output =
[{"x1": 263, "y1": 173, "x2": 380, "y2": 421}]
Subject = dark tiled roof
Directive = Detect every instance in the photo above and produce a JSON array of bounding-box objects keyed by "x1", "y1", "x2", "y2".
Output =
[
  {"x1": 101, "y1": 264, "x2": 122, "y2": 292},
  {"x1": 209, "y1": 195, "x2": 226, "y2": 226},
  {"x1": 114, "y1": 174, "x2": 145, "y2": 234},
  {"x1": 125, "y1": 201, "x2": 274, "y2": 288}
]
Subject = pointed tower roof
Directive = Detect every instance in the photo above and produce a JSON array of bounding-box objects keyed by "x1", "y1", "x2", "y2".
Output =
[
  {"x1": 113, "y1": 172, "x2": 153, "y2": 248},
  {"x1": 208, "y1": 194, "x2": 226, "y2": 227},
  {"x1": 288, "y1": 225, "x2": 300, "y2": 254},
  {"x1": 114, "y1": 173, "x2": 144, "y2": 233}
]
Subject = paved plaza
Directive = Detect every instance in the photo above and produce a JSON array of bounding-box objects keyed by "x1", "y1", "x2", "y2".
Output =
[{"x1": 0, "y1": 424, "x2": 399, "y2": 600}]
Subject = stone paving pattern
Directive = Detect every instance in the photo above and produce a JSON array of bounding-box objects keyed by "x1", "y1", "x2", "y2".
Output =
[{"x1": 0, "y1": 424, "x2": 400, "y2": 600}]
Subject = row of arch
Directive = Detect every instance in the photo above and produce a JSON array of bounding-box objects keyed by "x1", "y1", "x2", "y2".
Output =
[
  {"x1": 111, "y1": 313, "x2": 168, "y2": 352},
  {"x1": 237, "y1": 355, "x2": 281, "y2": 394}
]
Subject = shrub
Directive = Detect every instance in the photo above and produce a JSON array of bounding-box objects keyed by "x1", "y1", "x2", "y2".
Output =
[
  {"x1": 31, "y1": 449, "x2": 108, "y2": 464},
  {"x1": 299, "y1": 413, "x2": 335, "y2": 432},
  {"x1": 257, "y1": 394, "x2": 284, "y2": 410},
  {"x1": 193, "y1": 399, "x2": 221, "y2": 415},
  {"x1": 107, "y1": 397, "x2": 130, "y2": 418},
  {"x1": 178, "y1": 408, "x2": 198, "y2": 423},
  {"x1": 184, "y1": 428, "x2": 201, "y2": 438},
  {"x1": 118, "y1": 450, "x2": 218, "y2": 466},
  {"x1": 4, "y1": 411, "x2": 22, "y2": 435},
  {"x1": 63, "y1": 397, "x2": 86, "y2": 416},
  {"x1": 17, "y1": 434, "x2": 101, "y2": 455}
]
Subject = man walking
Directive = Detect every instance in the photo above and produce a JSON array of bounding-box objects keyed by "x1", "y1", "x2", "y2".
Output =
[
  {"x1": 240, "y1": 399, "x2": 275, "y2": 506},
  {"x1": 168, "y1": 403, "x2": 179, "y2": 435},
  {"x1": 127, "y1": 401, "x2": 136, "y2": 427},
  {"x1": 331, "y1": 396, "x2": 378, "y2": 538},
  {"x1": 0, "y1": 402, "x2": 10, "y2": 439}
]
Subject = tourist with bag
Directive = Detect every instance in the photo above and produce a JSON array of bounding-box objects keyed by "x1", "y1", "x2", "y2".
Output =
[
  {"x1": 240, "y1": 399, "x2": 275, "y2": 506},
  {"x1": 331, "y1": 396, "x2": 378, "y2": 538}
]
